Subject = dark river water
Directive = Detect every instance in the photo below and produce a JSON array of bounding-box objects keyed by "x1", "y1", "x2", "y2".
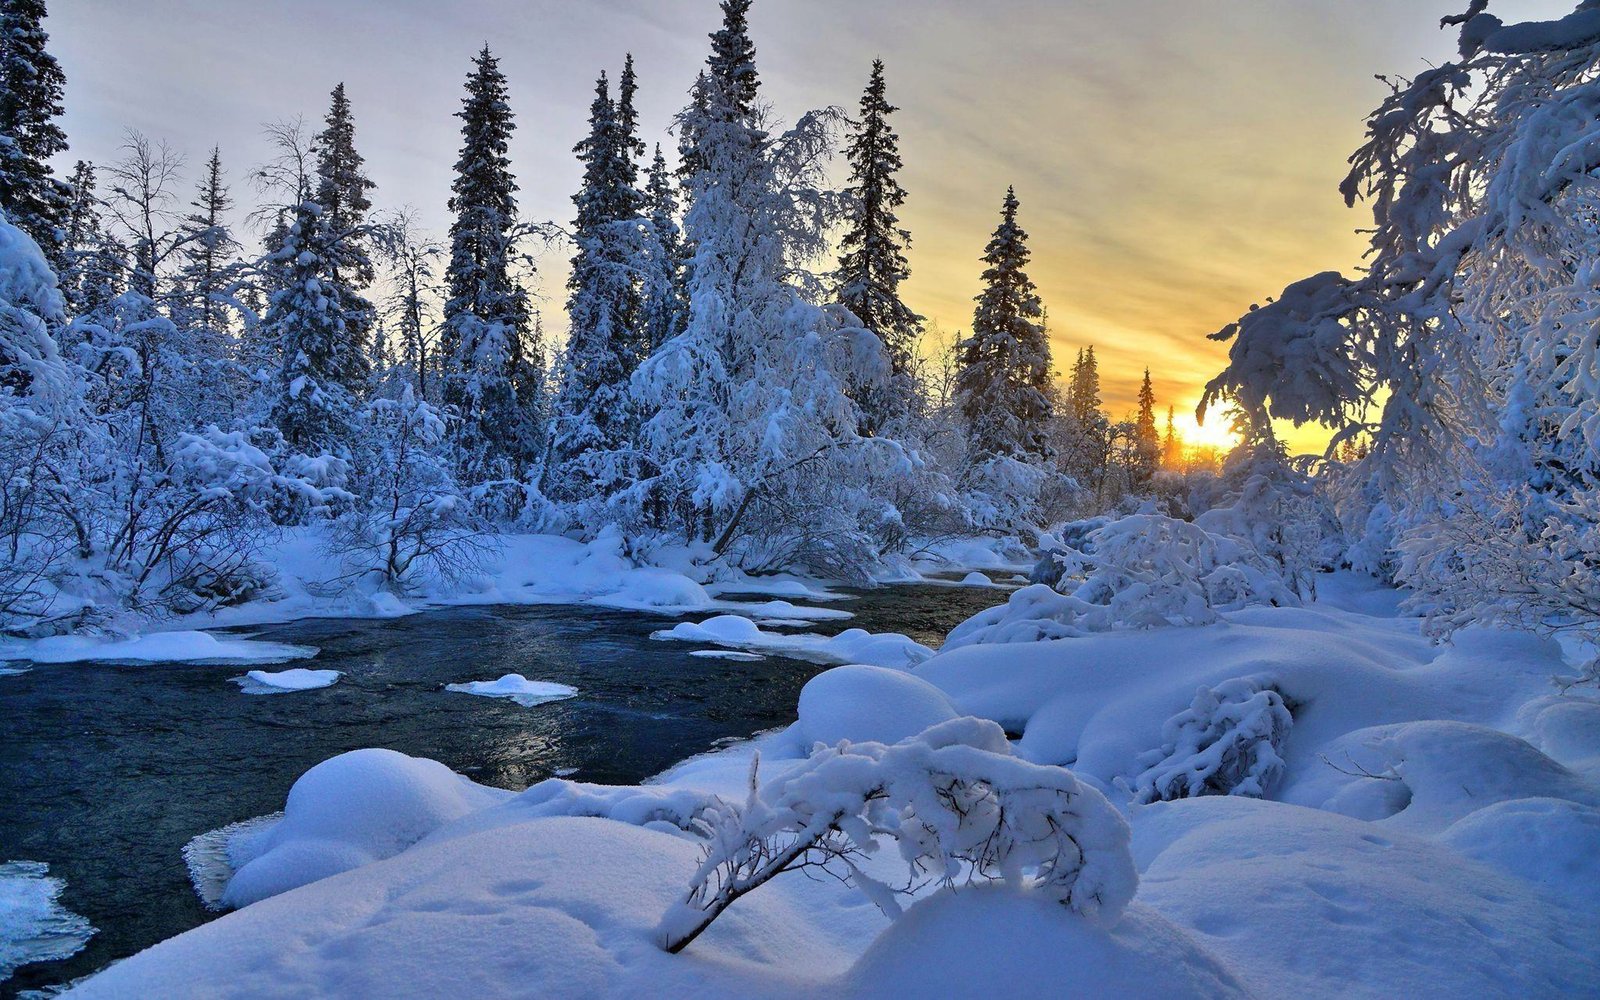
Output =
[{"x1": 0, "y1": 581, "x2": 1007, "y2": 997}]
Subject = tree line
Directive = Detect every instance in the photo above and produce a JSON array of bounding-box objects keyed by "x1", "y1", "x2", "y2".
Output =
[{"x1": 0, "y1": 0, "x2": 1204, "y2": 627}]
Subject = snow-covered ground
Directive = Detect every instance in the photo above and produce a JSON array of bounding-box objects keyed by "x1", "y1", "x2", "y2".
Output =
[
  {"x1": 61, "y1": 572, "x2": 1600, "y2": 998},
  {"x1": 0, "y1": 631, "x2": 316, "y2": 667}
]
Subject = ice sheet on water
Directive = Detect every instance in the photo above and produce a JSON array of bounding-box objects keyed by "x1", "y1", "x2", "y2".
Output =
[
  {"x1": 0, "y1": 860, "x2": 95, "y2": 982},
  {"x1": 231, "y1": 668, "x2": 342, "y2": 695},
  {"x1": 446, "y1": 674, "x2": 578, "y2": 708}
]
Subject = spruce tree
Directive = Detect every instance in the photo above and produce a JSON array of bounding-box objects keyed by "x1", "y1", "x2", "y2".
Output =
[
  {"x1": 836, "y1": 59, "x2": 922, "y2": 434},
  {"x1": 313, "y1": 83, "x2": 376, "y2": 288},
  {"x1": 708, "y1": 0, "x2": 759, "y2": 121},
  {"x1": 953, "y1": 187, "x2": 1052, "y2": 461},
  {"x1": 1162, "y1": 405, "x2": 1182, "y2": 470},
  {"x1": 554, "y1": 71, "x2": 639, "y2": 486},
  {"x1": 264, "y1": 199, "x2": 373, "y2": 453},
  {"x1": 1135, "y1": 367, "x2": 1159, "y2": 481},
  {"x1": 0, "y1": 0, "x2": 67, "y2": 261},
  {"x1": 441, "y1": 46, "x2": 534, "y2": 478},
  {"x1": 175, "y1": 148, "x2": 242, "y2": 360},
  {"x1": 641, "y1": 143, "x2": 685, "y2": 353},
  {"x1": 1069, "y1": 346, "x2": 1102, "y2": 428}
]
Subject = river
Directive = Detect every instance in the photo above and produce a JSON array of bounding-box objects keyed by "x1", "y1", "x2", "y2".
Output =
[{"x1": 0, "y1": 580, "x2": 1008, "y2": 996}]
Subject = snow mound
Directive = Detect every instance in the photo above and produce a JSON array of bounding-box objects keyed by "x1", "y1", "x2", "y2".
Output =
[
  {"x1": 231, "y1": 667, "x2": 341, "y2": 694},
  {"x1": 0, "y1": 860, "x2": 96, "y2": 982},
  {"x1": 1439, "y1": 797, "x2": 1600, "y2": 911},
  {"x1": 1285, "y1": 720, "x2": 1600, "y2": 832},
  {"x1": 844, "y1": 888, "x2": 1248, "y2": 999},
  {"x1": 69, "y1": 817, "x2": 869, "y2": 999},
  {"x1": 1132, "y1": 797, "x2": 1599, "y2": 998},
  {"x1": 653, "y1": 616, "x2": 932, "y2": 668},
  {"x1": 958, "y1": 571, "x2": 996, "y2": 587},
  {"x1": 796, "y1": 665, "x2": 959, "y2": 748},
  {"x1": 221, "y1": 749, "x2": 512, "y2": 908},
  {"x1": 0, "y1": 631, "x2": 317, "y2": 666},
  {"x1": 445, "y1": 674, "x2": 578, "y2": 707}
]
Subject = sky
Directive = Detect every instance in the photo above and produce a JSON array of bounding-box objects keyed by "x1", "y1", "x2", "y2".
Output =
[{"x1": 45, "y1": 0, "x2": 1574, "y2": 452}]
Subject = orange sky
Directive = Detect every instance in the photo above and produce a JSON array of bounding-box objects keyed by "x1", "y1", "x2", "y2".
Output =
[{"x1": 51, "y1": 0, "x2": 1575, "y2": 455}]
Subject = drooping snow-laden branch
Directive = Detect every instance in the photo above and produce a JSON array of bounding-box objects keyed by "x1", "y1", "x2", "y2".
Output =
[
  {"x1": 1201, "y1": 3, "x2": 1600, "y2": 657},
  {"x1": 657, "y1": 717, "x2": 1136, "y2": 954}
]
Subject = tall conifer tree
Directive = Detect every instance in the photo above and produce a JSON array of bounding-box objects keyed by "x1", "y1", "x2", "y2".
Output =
[
  {"x1": 0, "y1": 0, "x2": 67, "y2": 260},
  {"x1": 441, "y1": 47, "x2": 534, "y2": 477},
  {"x1": 953, "y1": 187, "x2": 1052, "y2": 461},
  {"x1": 1135, "y1": 367, "x2": 1159, "y2": 481},
  {"x1": 836, "y1": 59, "x2": 921, "y2": 432}
]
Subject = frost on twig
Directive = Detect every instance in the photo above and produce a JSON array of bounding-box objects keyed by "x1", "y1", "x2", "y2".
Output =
[{"x1": 657, "y1": 717, "x2": 1136, "y2": 954}]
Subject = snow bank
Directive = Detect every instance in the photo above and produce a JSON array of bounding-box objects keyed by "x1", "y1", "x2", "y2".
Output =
[
  {"x1": 232, "y1": 667, "x2": 341, "y2": 694},
  {"x1": 445, "y1": 674, "x2": 579, "y2": 708},
  {"x1": 1438, "y1": 797, "x2": 1600, "y2": 911},
  {"x1": 70, "y1": 817, "x2": 877, "y2": 1000},
  {"x1": 652, "y1": 615, "x2": 931, "y2": 668},
  {"x1": 1131, "y1": 797, "x2": 1598, "y2": 998},
  {"x1": 0, "y1": 860, "x2": 95, "y2": 983},
  {"x1": 0, "y1": 631, "x2": 317, "y2": 666},
  {"x1": 844, "y1": 888, "x2": 1247, "y2": 999},
  {"x1": 795, "y1": 665, "x2": 958, "y2": 747},
  {"x1": 219, "y1": 749, "x2": 512, "y2": 908}
]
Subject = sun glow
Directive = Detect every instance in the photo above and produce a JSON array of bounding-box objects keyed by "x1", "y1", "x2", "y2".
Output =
[{"x1": 1172, "y1": 408, "x2": 1240, "y2": 453}]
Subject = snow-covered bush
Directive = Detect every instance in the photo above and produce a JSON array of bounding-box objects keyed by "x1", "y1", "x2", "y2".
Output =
[
  {"x1": 330, "y1": 386, "x2": 493, "y2": 593},
  {"x1": 658, "y1": 716, "x2": 1136, "y2": 953},
  {"x1": 1130, "y1": 678, "x2": 1293, "y2": 804},
  {"x1": 949, "y1": 512, "x2": 1300, "y2": 649}
]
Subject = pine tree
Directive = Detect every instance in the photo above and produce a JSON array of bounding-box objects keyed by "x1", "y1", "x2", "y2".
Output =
[
  {"x1": 0, "y1": 0, "x2": 67, "y2": 262},
  {"x1": 836, "y1": 59, "x2": 922, "y2": 434},
  {"x1": 313, "y1": 83, "x2": 376, "y2": 288},
  {"x1": 1162, "y1": 405, "x2": 1182, "y2": 470},
  {"x1": 641, "y1": 143, "x2": 686, "y2": 353},
  {"x1": 632, "y1": 0, "x2": 887, "y2": 555},
  {"x1": 554, "y1": 68, "x2": 648, "y2": 495},
  {"x1": 263, "y1": 200, "x2": 373, "y2": 454},
  {"x1": 954, "y1": 187, "x2": 1052, "y2": 461},
  {"x1": 708, "y1": 0, "x2": 759, "y2": 122},
  {"x1": 1069, "y1": 346, "x2": 1102, "y2": 428},
  {"x1": 60, "y1": 160, "x2": 124, "y2": 320},
  {"x1": 175, "y1": 148, "x2": 242, "y2": 362},
  {"x1": 1134, "y1": 367, "x2": 1159, "y2": 482},
  {"x1": 441, "y1": 46, "x2": 534, "y2": 479}
]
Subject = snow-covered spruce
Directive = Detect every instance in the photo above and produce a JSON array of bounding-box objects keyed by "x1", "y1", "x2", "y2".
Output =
[{"x1": 657, "y1": 716, "x2": 1136, "y2": 953}]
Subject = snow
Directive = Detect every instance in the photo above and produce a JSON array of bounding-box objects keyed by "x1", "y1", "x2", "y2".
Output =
[
  {"x1": 232, "y1": 668, "x2": 342, "y2": 694},
  {"x1": 652, "y1": 615, "x2": 931, "y2": 668},
  {"x1": 216, "y1": 749, "x2": 513, "y2": 909},
  {"x1": 445, "y1": 674, "x2": 579, "y2": 707},
  {"x1": 795, "y1": 665, "x2": 958, "y2": 747},
  {"x1": 0, "y1": 861, "x2": 95, "y2": 983},
  {"x1": 1130, "y1": 797, "x2": 1598, "y2": 999},
  {"x1": 844, "y1": 888, "x2": 1248, "y2": 999},
  {"x1": 0, "y1": 631, "x2": 318, "y2": 666},
  {"x1": 59, "y1": 574, "x2": 1600, "y2": 998}
]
